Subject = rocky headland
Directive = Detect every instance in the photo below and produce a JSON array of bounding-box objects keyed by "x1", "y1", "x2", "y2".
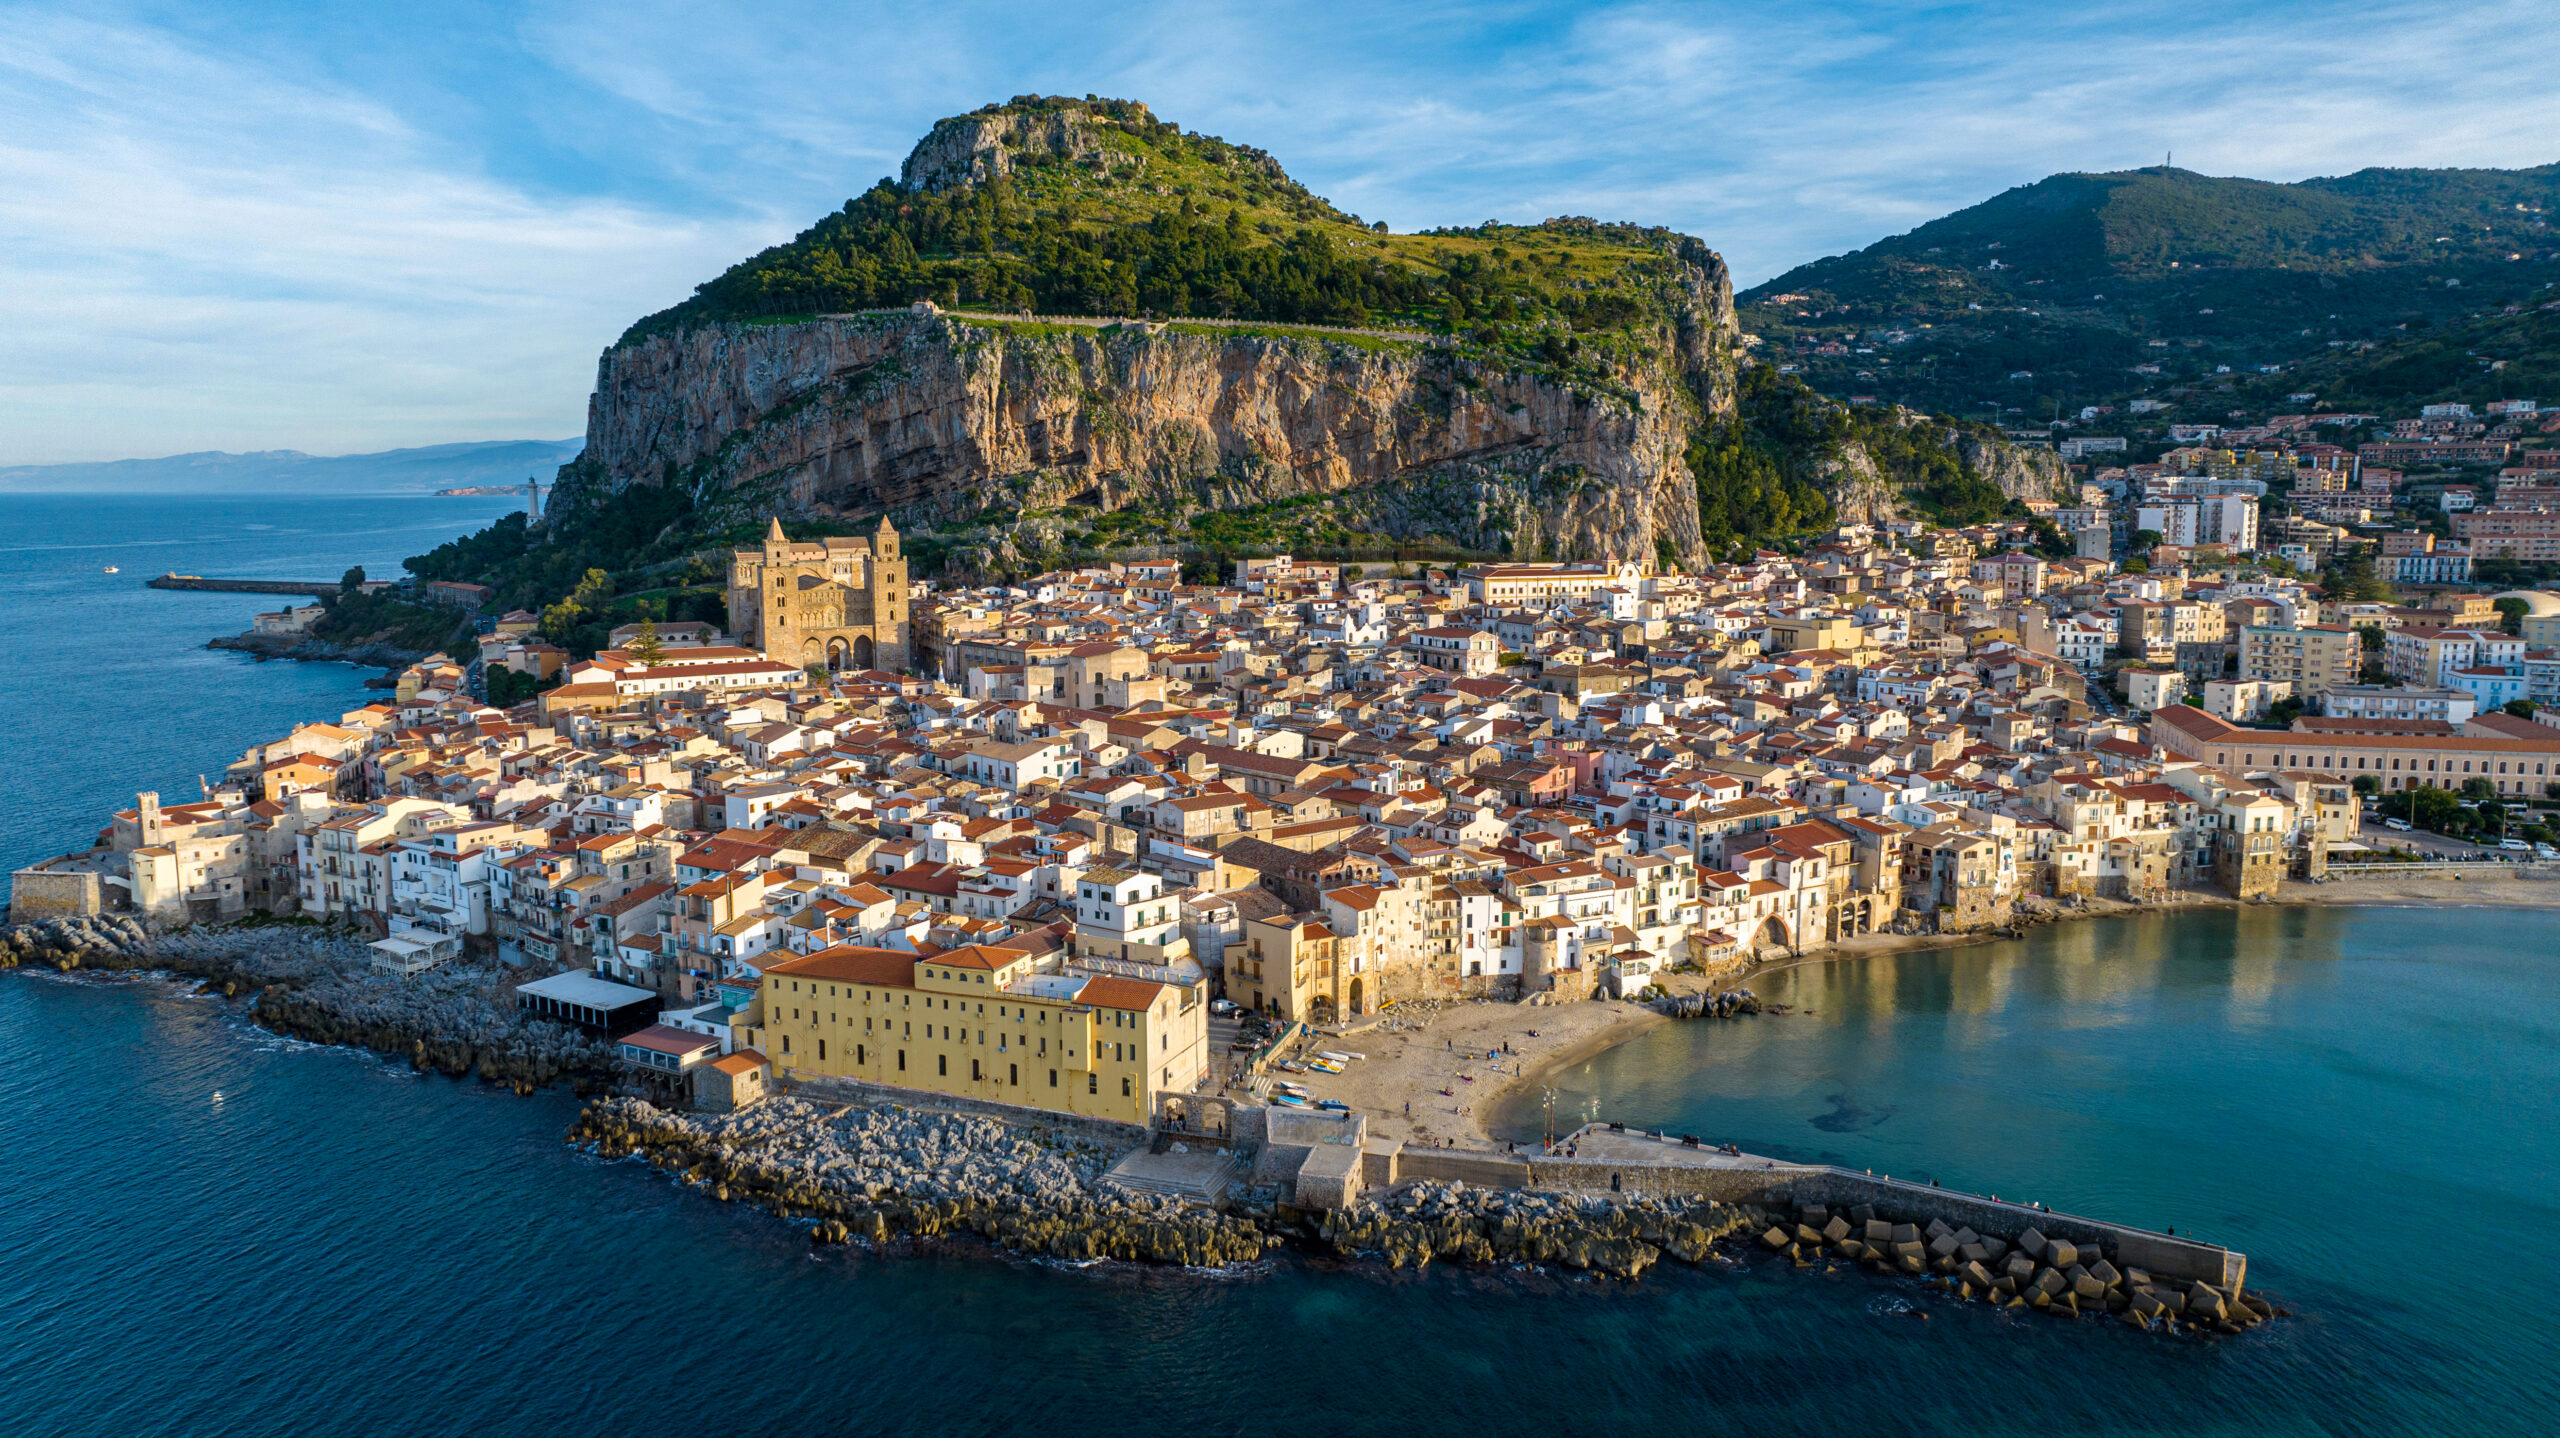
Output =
[
  {"x1": 1, "y1": 915, "x2": 609, "y2": 1088},
  {"x1": 207, "y1": 631, "x2": 435, "y2": 671}
]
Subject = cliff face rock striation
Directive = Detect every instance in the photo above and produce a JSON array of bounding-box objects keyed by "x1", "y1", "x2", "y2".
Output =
[{"x1": 555, "y1": 96, "x2": 1742, "y2": 572}]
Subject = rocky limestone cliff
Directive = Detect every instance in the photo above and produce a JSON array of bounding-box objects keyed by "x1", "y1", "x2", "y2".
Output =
[
  {"x1": 1816, "y1": 442, "x2": 1903, "y2": 525},
  {"x1": 1804, "y1": 408, "x2": 2072, "y2": 525},
  {"x1": 1953, "y1": 430, "x2": 2073, "y2": 504},
  {"x1": 569, "y1": 268, "x2": 1737, "y2": 572}
]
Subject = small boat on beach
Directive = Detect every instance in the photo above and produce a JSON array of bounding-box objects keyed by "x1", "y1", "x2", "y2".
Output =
[{"x1": 101, "y1": 565, "x2": 119, "y2": 573}]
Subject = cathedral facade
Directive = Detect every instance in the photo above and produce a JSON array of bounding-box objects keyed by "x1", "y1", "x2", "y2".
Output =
[{"x1": 727, "y1": 516, "x2": 911, "y2": 673}]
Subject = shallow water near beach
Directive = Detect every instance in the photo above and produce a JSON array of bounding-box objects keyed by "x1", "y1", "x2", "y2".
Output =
[{"x1": 5, "y1": 495, "x2": 2557, "y2": 1436}]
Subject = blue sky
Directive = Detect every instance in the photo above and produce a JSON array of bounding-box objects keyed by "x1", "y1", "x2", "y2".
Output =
[{"x1": 4, "y1": 0, "x2": 2556, "y2": 463}]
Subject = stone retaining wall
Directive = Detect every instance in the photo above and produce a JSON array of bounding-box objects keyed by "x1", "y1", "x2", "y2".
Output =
[
  {"x1": 1521, "y1": 1156, "x2": 2242, "y2": 1289},
  {"x1": 786, "y1": 1075, "x2": 1148, "y2": 1149},
  {"x1": 7, "y1": 865, "x2": 103, "y2": 923}
]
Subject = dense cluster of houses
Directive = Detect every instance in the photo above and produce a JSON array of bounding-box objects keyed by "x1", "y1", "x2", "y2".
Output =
[{"x1": 34, "y1": 507, "x2": 2560, "y2": 1116}]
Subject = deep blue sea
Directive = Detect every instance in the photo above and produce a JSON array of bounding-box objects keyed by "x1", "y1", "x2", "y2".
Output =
[
  {"x1": 3, "y1": 495, "x2": 2554, "y2": 1437},
  {"x1": 0, "y1": 492, "x2": 522, "y2": 874}
]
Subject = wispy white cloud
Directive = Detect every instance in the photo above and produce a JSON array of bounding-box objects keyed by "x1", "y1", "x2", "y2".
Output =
[
  {"x1": 1, "y1": 0, "x2": 2553, "y2": 462},
  {"x1": 0, "y1": 12, "x2": 764, "y2": 462}
]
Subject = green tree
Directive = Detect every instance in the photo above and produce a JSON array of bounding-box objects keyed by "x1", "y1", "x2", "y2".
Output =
[
  {"x1": 626, "y1": 617, "x2": 666, "y2": 667},
  {"x1": 2130, "y1": 528, "x2": 2163, "y2": 551},
  {"x1": 2351, "y1": 774, "x2": 2379, "y2": 797},
  {"x1": 2492, "y1": 596, "x2": 2528, "y2": 636},
  {"x1": 540, "y1": 567, "x2": 615, "y2": 643},
  {"x1": 2408, "y1": 785, "x2": 2461, "y2": 831},
  {"x1": 2505, "y1": 699, "x2": 2539, "y2": 719}
]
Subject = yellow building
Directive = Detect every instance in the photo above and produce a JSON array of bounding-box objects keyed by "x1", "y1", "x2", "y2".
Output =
[
  {"x1": 1764, "y1": 612, "x2": 1863, "y2": 653},
  {"x1": 751, "y1": 942, "x2": 1206, "y2": 1125},
  {"x1": 727, "y1": 516, "x2": 911, "y2": 673}
]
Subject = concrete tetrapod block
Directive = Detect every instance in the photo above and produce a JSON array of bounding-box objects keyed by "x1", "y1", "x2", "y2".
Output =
[
  {"x1": 1823, "y1": 1216, "x2": 1852, "y2": 1243},
  {"x1": 2033, "y1": 1266, "x2": 2067, "y2": 1297},
  {"x1": 2005, "y1": 1254, "x2": 2037, "y2": 1283},
  {"x1": 1953, "y1": 1226, "x2": 1981, "y2": 1247},
  {"x1": 1963, "y1": 1260, "x2": 1997, "y2": 1291},
  {"x1": 1924, "y1": 1218, "x2": 1952, "y2": 1241},
  {"x1": 2073, "y1": 1272, "x2": 2108, "y2": 1302},
  {"x1": 1796, "y1": 1223, "x2": 1826, "y2": 1246},
  {"x1": 1958, "y1": 1241, "x2": 1989, "y2": 1266},
  {"x1": 1891, "y1": 1222, "x2": 1922, "y2": 1246},
  {"x1": 1761, "y1": 1226, "x2": 1791, "y2": 1250},
  {"x1": 2089, "y1": 1258, "x2": 2123, "y2": 1288},
  {"x1": 2046, "y1": 1239, "x2": 2080, "y2": 1269},
  {"x1": 1836, "y1": 1238, "x2": 1867, "y2": 1260},
  {"x1": 1928, "y1": 1232, "x2": 1961, "y2": 1259},
  {"x1": 2188, "y1": 1283, "x2": 2228, "y2": 1323},
  {"x1": 1981, "y1": 1235, "x2": 2009, "y2": 1262},
  {"x1": 1866, "y1": 1219, "x2": 1894, "y2": 1245},
  {"x1": 2018, "y1": 1227, "x2": 2048, "y2": 1260}
]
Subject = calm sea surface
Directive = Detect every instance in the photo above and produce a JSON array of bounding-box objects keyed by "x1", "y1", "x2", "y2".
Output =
[
  {"x1": 0, "y1": 492, "x2": 522, "y2": 874},
  {"x1": 3, "y1": 496, "x2": 2554, "y2": 1437}
]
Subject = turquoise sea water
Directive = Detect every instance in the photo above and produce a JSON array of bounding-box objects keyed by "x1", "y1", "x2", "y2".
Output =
[{"x1": 3, "y1": 496, "x2": 2554, "y2": 1437}]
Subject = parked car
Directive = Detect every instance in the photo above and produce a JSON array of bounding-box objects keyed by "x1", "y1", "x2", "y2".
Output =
[
  {"x1": 1209, "y1": 998, "x2": 1238, "y2": 1016},
  {"x1": 2499, "y1": 838, "x2": 2532, "y2": 851},
  {"x1": 2383, "y1": 818, "x2": 2413, "y2": 832}
]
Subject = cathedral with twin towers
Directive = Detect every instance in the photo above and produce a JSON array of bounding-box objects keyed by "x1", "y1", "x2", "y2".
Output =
[{"x1": 726, "y1": 515, "x2": 910, "y2": 674}]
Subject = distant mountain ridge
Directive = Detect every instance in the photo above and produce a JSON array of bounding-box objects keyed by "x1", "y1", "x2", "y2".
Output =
[
  {"x1": 1740, "y1": 163, "x2": 2560, "y2": 417},
  {"x1": 0, "y1": 439, "x2": 585, "y2": 494}
]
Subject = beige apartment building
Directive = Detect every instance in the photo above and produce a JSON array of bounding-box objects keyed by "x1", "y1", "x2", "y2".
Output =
[{"x1": 2237, "y1": 624, "x2": 2361, "y2": 695}]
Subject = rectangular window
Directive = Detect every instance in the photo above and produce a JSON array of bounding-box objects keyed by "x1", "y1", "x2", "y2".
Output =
[
  {"x1": 1088, "y1": 1073, "x2": 1098, "y2": 1095},
  {"x1": 937, "y1": 1054, "x2": 946, "y2": 1076},
  {"x1": 1049, "y1": 1069, "x2": 1058, "y2": 1088},
  {"x1": 897, "y1": 1049, "x2": 905, "y2": 1071}
]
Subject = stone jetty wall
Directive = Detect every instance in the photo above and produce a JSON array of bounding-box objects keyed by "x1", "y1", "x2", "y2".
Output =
[{"x1": 1502, "y1": 1135, "x2": 2243, "y2": 1290}]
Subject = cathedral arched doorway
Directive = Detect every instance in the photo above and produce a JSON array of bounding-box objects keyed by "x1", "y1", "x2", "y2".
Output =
[
  {"x1": 853, "y1": 635, "x2": 875, "y2": 670},
  {"x1": 1347, "y1": 977, "x2": 1364, "y2": 1016},
  {"x1": 826, "y1": 639, "x2": 850, "y2": 672}
]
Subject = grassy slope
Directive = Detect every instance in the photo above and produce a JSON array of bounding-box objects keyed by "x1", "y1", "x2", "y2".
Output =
[{"x1": 1740, "y1": 165, "x2": 2560, "y2": 419}]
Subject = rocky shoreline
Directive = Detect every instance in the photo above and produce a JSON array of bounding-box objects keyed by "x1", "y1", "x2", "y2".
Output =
[
  {"x1": 569, "y1": 1094, "x2": 2279, "y2": 1335},
  {"x1": 7, "y1": 919, "x2": 2283, "y2": 1334},
  {"x1": 571, "y1": 1096, "x2": 1274, "y2": 1267},
  {"x1": 1, "y1": 915, "x2": 610, "y2": 1089},
  {"x1": 207, "y1": 631, "x2": 432, "y2": 672}
]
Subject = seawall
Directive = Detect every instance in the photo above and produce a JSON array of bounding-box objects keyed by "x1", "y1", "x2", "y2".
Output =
[
  {"x1": 1388, "y1": 1127, "x2": 2242, "y2": 1290},
  {"x1": 148, "y1": 575, "x2": 343, "y2": 596}
]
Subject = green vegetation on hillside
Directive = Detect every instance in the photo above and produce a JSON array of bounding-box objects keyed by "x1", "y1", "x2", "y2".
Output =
[
  {"x1": 1742, "y1": 164, "x2": 2560, "y2": 417},
  {"x1": 629, "y1": 96, "x2": 1692, "y2": 345}
]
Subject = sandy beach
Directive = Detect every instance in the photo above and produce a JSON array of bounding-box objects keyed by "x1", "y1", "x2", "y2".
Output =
[{"x1": 1268, "y1": 874, "x2": 2560, "y2": 1148}]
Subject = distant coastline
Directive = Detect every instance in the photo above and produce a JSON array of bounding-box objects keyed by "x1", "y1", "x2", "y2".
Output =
[{"x1": 433, "y1": 485, "x2": 532, "y2": 497}]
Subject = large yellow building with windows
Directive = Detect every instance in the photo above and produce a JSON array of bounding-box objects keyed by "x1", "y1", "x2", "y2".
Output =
[
  {"x1": 728, "y1": 516, "x2": 911, "y2": 673},
  {"x1": 747, "y1": 940, "x2": 1207, "y2": 1126}
]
